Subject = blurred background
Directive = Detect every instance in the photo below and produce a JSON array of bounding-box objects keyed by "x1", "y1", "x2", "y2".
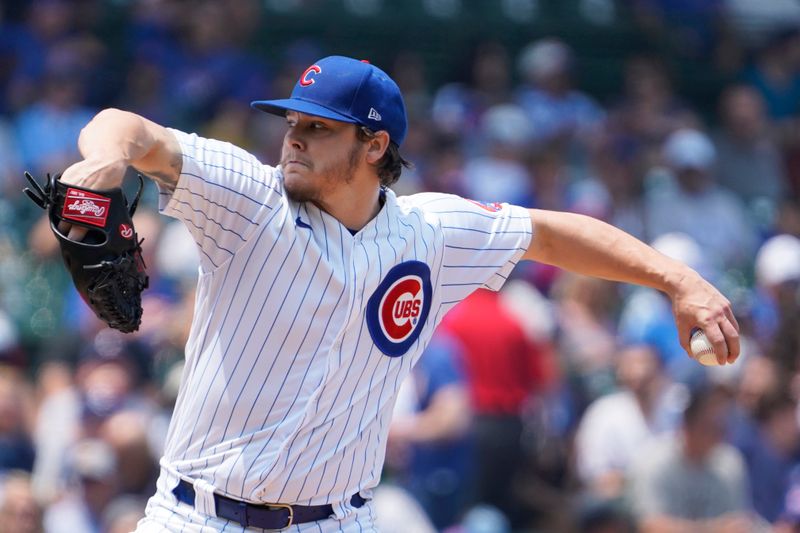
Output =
[{"x1": 1, "y1": 0, "x2": 800, "y2": 532}]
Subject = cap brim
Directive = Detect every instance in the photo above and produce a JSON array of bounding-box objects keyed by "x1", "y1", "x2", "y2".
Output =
[{"x1": 250, "y1": 98, "x2": 359, "y2": 124}]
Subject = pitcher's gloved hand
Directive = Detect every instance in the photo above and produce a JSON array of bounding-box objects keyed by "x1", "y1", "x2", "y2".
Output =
[{"x1": 24, "y1": 171, "x2": 149, "y2": 333}]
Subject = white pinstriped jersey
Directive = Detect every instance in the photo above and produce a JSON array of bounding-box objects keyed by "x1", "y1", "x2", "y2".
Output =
[{"x1": 157, "y1": 129, "x2": 532, "y2": 516}]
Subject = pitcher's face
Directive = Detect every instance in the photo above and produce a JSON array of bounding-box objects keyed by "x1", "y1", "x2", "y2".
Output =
[{"x1": 280, "y1": 111, "x2": 365, "y2": 203}]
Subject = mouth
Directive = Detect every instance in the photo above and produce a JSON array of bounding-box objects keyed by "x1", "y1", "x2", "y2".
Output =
[{"x1": 282, "y1": 159, "x2": 310, "y2": 169}]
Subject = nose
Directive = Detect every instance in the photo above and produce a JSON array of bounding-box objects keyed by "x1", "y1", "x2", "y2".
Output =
[{"x1": 284, "y1": 127, "x2": 305, "y2": 151}]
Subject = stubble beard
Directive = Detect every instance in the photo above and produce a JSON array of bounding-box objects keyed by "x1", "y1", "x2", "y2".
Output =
[{"x1": 282, "y1": 143, "x2": 363, "y2": 204}]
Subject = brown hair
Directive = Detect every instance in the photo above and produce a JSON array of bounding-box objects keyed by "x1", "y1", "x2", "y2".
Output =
[{"x1": 357, "y1": 126, "x2": 413, "y2": 188}]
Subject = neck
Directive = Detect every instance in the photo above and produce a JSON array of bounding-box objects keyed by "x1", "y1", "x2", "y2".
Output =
[{"x1": 314, "y1": 180, "x2": 382, "y2": 231}]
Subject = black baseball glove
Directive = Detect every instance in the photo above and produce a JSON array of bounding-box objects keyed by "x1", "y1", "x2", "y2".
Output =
[{"x1": 24, "y1": 171, "x2": 149, "y2": 333}]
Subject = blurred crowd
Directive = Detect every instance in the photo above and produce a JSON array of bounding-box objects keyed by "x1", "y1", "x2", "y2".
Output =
[{"x1": 1, "y1": 1, "x2": 800, "y2": 532}]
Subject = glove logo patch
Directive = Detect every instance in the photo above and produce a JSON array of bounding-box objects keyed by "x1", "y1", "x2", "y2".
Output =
[
  {"x1": 119, "y1": 224, "x2": 134, "y2": 239},
  {"x1": 366, "y1": 261, "x2": 432, "y2": 357},
  {"x1": 62, "y1": 188, "x2": 111, "y2": 228}
]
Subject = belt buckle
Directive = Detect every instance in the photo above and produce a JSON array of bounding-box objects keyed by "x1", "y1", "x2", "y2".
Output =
[{"x1": 267, "y1": 502, "x2": 294, "y2": 530}]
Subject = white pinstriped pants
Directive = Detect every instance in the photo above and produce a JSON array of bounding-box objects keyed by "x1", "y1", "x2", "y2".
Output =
[{"x1": 134, "y1": 469, "x2": 378, "y2": 532}]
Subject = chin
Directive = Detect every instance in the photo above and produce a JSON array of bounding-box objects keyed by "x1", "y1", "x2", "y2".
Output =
[{"x1": 283, "y1": 173, "x2": 319, "y2": 203}]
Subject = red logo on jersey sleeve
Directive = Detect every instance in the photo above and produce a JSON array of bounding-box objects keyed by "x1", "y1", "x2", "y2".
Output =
[
  {"x1": 466, "y1": 199, "x2": 503, "y2": 212},
  {"x1": 62, "y1": 188, "x2": 111, "y2": 227}
]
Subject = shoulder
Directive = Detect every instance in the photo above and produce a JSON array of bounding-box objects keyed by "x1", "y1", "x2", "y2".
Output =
[
  {"x1": 397, "y1": 191, "x2": 511, "y2": 219},
  {"x1": 168, "y1": 128, "x2": 280, "y2": 179},
  {"x1": 396, "y1": 191, "x2": 460, "y2": 210},
  {"x1": 392, "y1": 191, "x2": 454, "y2": 225}
]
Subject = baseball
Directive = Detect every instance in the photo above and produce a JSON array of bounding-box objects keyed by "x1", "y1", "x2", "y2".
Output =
[{"x1": 690, "y1": 329, "x2": 722, "y2": 366}]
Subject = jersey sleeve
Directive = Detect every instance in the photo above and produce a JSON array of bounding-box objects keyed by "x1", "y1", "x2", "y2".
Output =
[
  {"x1": 157, "y1": 129, "x2": 284, "y2": 272},
  {"x1": 417, "y1": 193, "x2": 533, "y2": 300}
]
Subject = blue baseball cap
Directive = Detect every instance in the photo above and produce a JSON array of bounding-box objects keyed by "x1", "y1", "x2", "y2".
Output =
[{"x1": 251, "y1": 55, "x2": 408, "y2": 146}]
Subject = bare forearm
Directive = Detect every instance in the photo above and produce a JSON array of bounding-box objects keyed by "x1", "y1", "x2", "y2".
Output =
[
  {"x1": 75, "y1": 108, "x2": 182, "y2": 190},
  {"x1": 523, "y1": 209, "x2": 689, "y2": 296},
  {"x1": 79, "y1": 108, "x2": 158, "y2": 163},
  {"x1": 523, "y1": 208, "x2": 740, "y2": 363}
]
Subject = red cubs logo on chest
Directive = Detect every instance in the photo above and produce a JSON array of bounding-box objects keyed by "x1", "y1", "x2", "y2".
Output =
[
  {"x1": 367, "y1": 261, "x2": 432, "y2": 357},
  {"x1": 380, "y1": 276, "x2": 424, "y2": 342}
]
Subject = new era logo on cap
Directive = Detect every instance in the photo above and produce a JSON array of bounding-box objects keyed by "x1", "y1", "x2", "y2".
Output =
[{"x1": 250, "y1": 56, "x2": 408, "y2": 145}]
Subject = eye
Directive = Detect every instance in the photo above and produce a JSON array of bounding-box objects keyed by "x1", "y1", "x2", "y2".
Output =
[{"x1": 311, "y1": 122, "x2": 327, "y2": 130}]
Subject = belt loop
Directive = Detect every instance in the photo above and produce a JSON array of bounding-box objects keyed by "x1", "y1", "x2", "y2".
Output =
[{"x1": 193, "y1": 478, "x2": 217, "y2": 518}]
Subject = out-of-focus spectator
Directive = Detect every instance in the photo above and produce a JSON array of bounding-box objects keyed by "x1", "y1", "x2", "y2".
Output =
[
  {"x1": 725, "y1": 0, "x2": 800, "y2": 48},
  {"x1": 751, "y1": 234, "x2": 800, "y2": 352},
  {"x1": 458, "y1": 504, "x2": 512, "y2": 533},
  {"x1": 0, "y1": 371, "x2": 35, "y2": 473},
  {"x1": 0, "y1": 309, "x2": 24, "y2": 370},
  {"x1": 0, "y1": 471, "x2": 43, "y2": 533},
  {"x1": 775, "y1": 465, "x2": 800, "y2": 533},
  {"x1": 574, "y1": 495, "x2": 636, "y2": 533},
  {"x1": 645, "y1": 128, "x2": 757, "y2": 269},
  {"x1": 742, "y1": 28, "x2": 800, "y2": 120},
  {"x1": 102, "y1": 495, "x2": 146, "y2": 533},
  {"x1": 3, "y1": 0, "x2": 77, "y2": 112},
  {"x1": 388, "y1": 331, "x2": 472, "y2": 530},
  {"x1": 165, "y1": 1, "x2": 270, "y2": 128},
  {"x1": 628, "y1": 385, "x2": 752, "y2": 532},
  {"x1": 14, "y1": 65, "x2": 95, "y2": 176},
  {"x1": 743, "y1": 28, "x2": 800, "y2": 199},
  {"x1": 552, "y1": 273, "x2": 619, "y2": 405},
  {"x1": 99, "y1": 410, "x2": 157, "y2": 496},
  {"x1": 735, "y1": 392, "x2": 799, "y2": 523},
  {"x1": 32, "y1": 337, "x2": 156, "y2": 502},
  {"x1": 572, "y1": 135, "x2": 642, "y2": 239},
  {"x1": 606, "y1": 55, "x2": 695, "y2": 167},
  {"x1": 372, "y1": 484, "x2": 436, "y2": 533},
  {"x1": 514, "y1": 38, "x2": 604, "y2": 150},
  {"x1": 631, "y1": 0, "x2": 727, "y2": 59},
  {"x1": 0, "y1": 118, "x2": 22, "y2": 196},
  {"x1": 728, "y1": 355, "x2": 779, "y2": 453},
  {"x1": 43, "y1": 439, "x2": 119, "y2": 533},
  {"x1": 714, "y1": 84, "x2": 787, "y2": 222},
  {"x1": 431, "y1": 41, "x2": 513, "y2": 140},
  {"x1": 528, "y1": 143, "x2": 571, "y2": 212},
  {"x1": 391, "y1": 51, "x2": 432, "y2": 121},
  {"x1": 461, "y1": 104, "x2": 535, "y2": 207},
  {"x1": 440, "y1": 288, "x2": 554, "y2": 529},
  {"x1": 418, "y1": 135, "x2": 467, "y2": 196},
  {"x1": 574, "y1": 344, "x2": 685, "y2": 500}
]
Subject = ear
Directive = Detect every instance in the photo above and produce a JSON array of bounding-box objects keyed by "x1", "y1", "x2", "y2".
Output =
[{"x1": 365, "y1": 130, "x2": 391, "y2": 165}]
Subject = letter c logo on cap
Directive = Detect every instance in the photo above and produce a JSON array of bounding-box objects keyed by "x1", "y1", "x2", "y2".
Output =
[{"x1": 299, "y1": 65, "x2": 321, "y2": 87}]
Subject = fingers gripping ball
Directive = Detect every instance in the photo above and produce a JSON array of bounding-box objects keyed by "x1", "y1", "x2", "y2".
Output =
[
  {"x1": 23, "y1": 171, "x2": 149, "y2": 333},
  {"x1": 690, "y1": 329, "x2": 723, "y2": 366}
]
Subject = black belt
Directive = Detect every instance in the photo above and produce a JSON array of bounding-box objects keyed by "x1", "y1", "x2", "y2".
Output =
[{"x1": 172, "y1": 478, "x2": 366, "y2": 530}]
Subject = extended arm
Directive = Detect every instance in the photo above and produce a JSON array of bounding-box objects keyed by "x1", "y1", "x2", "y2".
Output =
[{"x1": 523, "y1": 209, "x2": 739, "y2": 363}]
